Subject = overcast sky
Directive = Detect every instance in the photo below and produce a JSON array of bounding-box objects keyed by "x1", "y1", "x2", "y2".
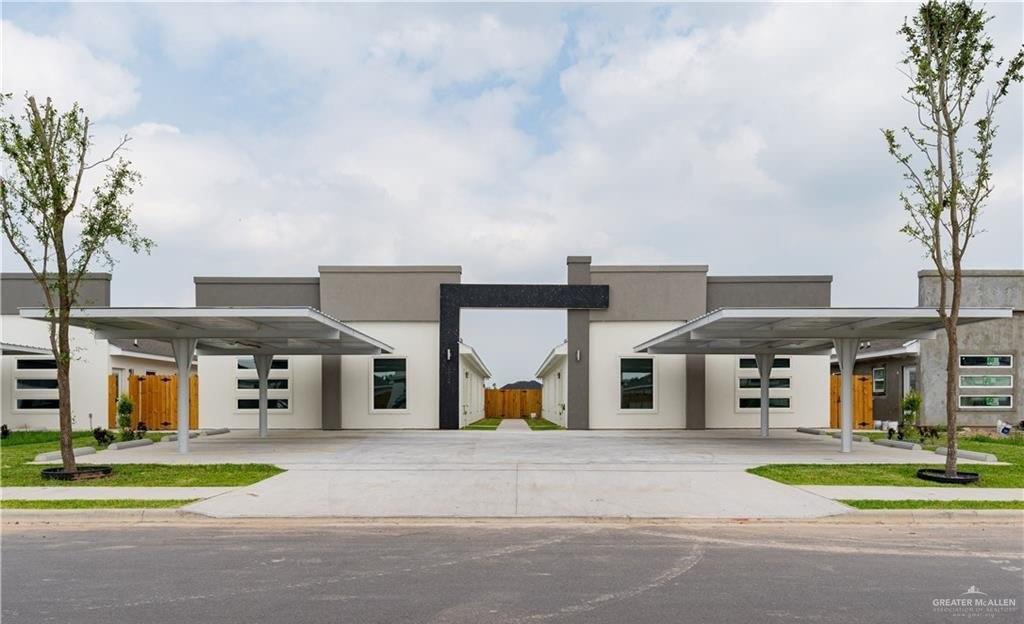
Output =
[{"x1": 3, "y1": 2, "x2": 1022, "y2": 385}]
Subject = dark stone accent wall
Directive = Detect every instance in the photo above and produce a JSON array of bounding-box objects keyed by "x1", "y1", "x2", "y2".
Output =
[
  {"x1": 2, "y1": 272, "x2": 111, "y2": 314},
  {"x1": 321, "y1": 355, "x2": 342, "y2": 430},
  {"x1": 438, "y1": 281, "x2": 609, "y2": 430},
  {"x1": 685, "y1": 354, "x2": 706, "y2": 429}
]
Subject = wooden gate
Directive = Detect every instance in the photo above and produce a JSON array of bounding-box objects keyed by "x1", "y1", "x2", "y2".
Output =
[
  {"x1": 829, "y1": 374, "x2": 873, "y2": 429},
  {"x1": 108, "y1": 373, "x2": 198, "y2": 430},
  {"x1": 485, "y1": 389, "x2": 542, "y2": 419}
]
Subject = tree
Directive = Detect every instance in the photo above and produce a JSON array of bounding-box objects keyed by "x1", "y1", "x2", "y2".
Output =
[
  {"x1": 1, "y1": 95, "x2": 153, "y2": 474},
  {"x1": 883, "y1": 1, "x2": 1023, "y2": 477}
]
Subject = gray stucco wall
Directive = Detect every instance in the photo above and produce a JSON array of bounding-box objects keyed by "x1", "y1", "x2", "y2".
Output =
[
  {"x1": 567, "y1": 256, "x2": 592, "y2": 430},
  {"x1": 193, "y1": 277, "x2": 320, "y2": 308},
  {"x1": 917, "y1": 270, "x2": 1023, "y2": 426},
  {"x1": 589, "y1": 265, "x2": 708, "y2": 322},
  {"x1": 706, "y1": 276, "x2": 832, "y2": 309},
  {"x1": 1, "y1": 272, "x2": 111, "y2": 314},
  {"x1": 318, "y1": 266, "x2": 461, "y2": 322}
]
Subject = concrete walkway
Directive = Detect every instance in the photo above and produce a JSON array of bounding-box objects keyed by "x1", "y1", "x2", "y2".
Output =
[
  {"x1": 1, "y1": 487, "x2": 237, "y2": 501},
  {"x1": 798, "y1": 485, "x2": 1024, "y2": 501},
  {"x1": 63, "y1": 429, "x2": 972, "y2": 519},
  {"x1": 496, "y1": 418, "x2": 530, "y2": 431}
]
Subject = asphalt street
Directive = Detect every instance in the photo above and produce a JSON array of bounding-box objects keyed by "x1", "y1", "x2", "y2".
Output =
[{"x1": 2, "y1": 518, "x2": 1022, "y2": 624}]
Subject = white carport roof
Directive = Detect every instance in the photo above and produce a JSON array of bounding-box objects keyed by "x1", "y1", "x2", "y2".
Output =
[
  {"x1": 1, "y1": 341, "x2": 52, "y2": 356},
  {"x1": 634, "y1": 307, "x2": 1013, "y2": 356},
  {"x1": 19, "y1": 307, "x2": 393, "y2": 356}
]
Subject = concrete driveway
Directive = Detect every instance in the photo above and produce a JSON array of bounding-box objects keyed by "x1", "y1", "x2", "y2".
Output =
[{"x1": 83, "y1": 429, "x2": 947, "y2": 519}]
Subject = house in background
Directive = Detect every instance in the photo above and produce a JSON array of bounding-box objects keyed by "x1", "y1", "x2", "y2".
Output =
[
  {"x1": 831, "y1": 270, "x2": 1022, "y2": 427},
  {"x1": 1, "y1": 272, "x2": 195, "y2": 431},
  {"x1": 458, "y1": 341, "x2": 491, "y2": 426},
  {"x1": 535, "y1": 340, "x2": 568, "y2": 427}
]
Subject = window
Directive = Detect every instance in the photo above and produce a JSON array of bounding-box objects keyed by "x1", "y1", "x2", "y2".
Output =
[
  {"x1": 237, "y1": 357, "x2": 289, "y2": 370},
  {"x1": 738, "y1": 357, "x2": 790, "y2": 370},
  {"x1": 872, "y1": 367, "x2": 886, "y2": 395},
  {"x1": 236, "y1": 378, "x2": 289, "y2": 390},
  {"x1": 12, "y1": 357, "x2": 59, "y2": 411},
  {"x1": 237, "y1": 399, "x2": 289, "y2": 410},
  {"x1": 235, "y1": 357, "x2": 291, "y2": 412},
  {"x1": 620, "y1": 358, "x2": 654, "y2": 410},
  {"x1": 373, "y1": 358, "x2": 407, "y2": 410},
  {"x1": 959, "y1": 395, "x2": 1012, "y2": 409},
  {"x1": 738, "y1": 397, "x2": 791, "y2": 409},
  {"x1": 959, "y1": 375, "x2": 1013, "y2": 389},
  {"x1": 738, "y1": 377, "x2": 791, "y2": 389},
  {"x1": 959, "y1": 355, "x2": 1012, "y2": 368}
]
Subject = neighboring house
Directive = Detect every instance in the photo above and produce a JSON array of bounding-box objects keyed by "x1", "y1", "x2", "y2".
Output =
[
  {"x1": 535, "y1": 341, "x2": 568, "y2": 427},
  {"x1": 1, "y1": 273, "x2": 195, "y2": 431},
  {"x1": 830, "y1": 270, "x2": 1022, "y2": 427},
  {"x1": 459, "y1": 341, "x2": 491, "y2": 427},
  {"x1": 501, "y1": 380, "x2": 542, "y2": 390}
]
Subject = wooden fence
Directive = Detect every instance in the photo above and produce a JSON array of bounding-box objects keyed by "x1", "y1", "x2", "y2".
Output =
[
  {"x1": 829, "y1": 374, "x2": 873, "y2": 429},
  {"x1": 485, "y1": 389, "x2": 543, "y2": 419},
  {"x1": 108, "y1": 374, "x2": 198, "y2": 430}
]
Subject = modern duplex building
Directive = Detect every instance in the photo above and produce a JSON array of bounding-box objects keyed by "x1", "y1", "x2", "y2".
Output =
[{"x1": 833, "y1": 270, "x2": 1023, "y2": 426}]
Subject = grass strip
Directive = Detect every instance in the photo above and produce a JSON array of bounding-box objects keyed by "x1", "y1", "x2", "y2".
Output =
[
  {"x1": 463, "y1": 418, "x2": 503, "y2": 430},
  {"x1": 841, "y1": 499, "x2": 1024, "y2": 510},
  {"x1": 525, "y1": 418, "x2": 563, "y2": 430},
  {"x1": 1, "y1": 499, "x2": 198, "y2": 510}
]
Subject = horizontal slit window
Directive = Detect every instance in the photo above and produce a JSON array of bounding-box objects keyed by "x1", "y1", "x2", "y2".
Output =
[
  {"x1": 16, "y1": 358, "x2": 57, "y2": 369},
  {"x1": 959, "y1": 375, "x2": 1012, "y2": 389},
  {"x1": 16, "y1": 398, "x2": 60, "y2": 410},
  {"x1": 738, "y1": 357, "x2": 790, "y2": 370},
  {"x1": 738, "y1": 378, "x2": 790, "y2": 389},
  {"x1": 738, "y1": 397, "x2": 790, "y2": 409},
  {"x1": 236, "y1": 379, "x2": 289, "y2": 390},
  {"x1": 237, "y1": 399, "x2": 289, "y2": 410},
  {"x1": 236, "y1": 357, "x2": 289, "y2": 370},
  {"x1": 958, "y1": 395, "x2": 1012, "y2": 409},
  {"x1": 959, "y1": 355, "x2": 1012, "y2": 368},
  {"x1": 16, "y1": 378, "x2": 59, "y2": 390}
]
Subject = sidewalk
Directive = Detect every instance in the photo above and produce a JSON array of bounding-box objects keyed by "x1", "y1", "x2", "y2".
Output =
[
  {"x1": 496, "y1": 419, "x2": 530, "y2": 432},
  {"x1": 797, "y1": 485, "x2": 1024, "y2": 501},
  {"x1": 1, "y1": 487, "x2": 237, "y2": 501}
]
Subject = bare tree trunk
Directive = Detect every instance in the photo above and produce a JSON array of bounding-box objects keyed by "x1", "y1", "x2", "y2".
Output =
[
  {"x1": 944, "y1": 321, "x2": 958, "y2": 476},
  {"x1": 56, "y1": 309, "x2": 76, "y2": 473}
]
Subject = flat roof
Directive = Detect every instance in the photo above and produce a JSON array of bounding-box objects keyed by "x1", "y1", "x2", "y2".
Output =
[
  {"x1": 635, "y1": 307, "x2": 1013, "y2": 355},
  {"x1": 19, "y1": 307, "x2": 393, "y2": 356}
]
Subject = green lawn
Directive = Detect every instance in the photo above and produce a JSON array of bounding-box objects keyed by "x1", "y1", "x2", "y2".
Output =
[
  {"x1": 1, "y1": 499, "x2": 198, "y2": 510},
  {"x1": 840, "y1": 499, "x2": 1024, "y2": 510},
  {"x1": 463, "y1": 418, "x2": 503, "y2": 430},
  {"x1": 525, "y1": 418, "x2": 563, "y2": 431},
  {"x1": 749, "y1": 435, "x2": 1024, "y2": 488},
  {"x1": 0, "y1": 434, "x2": 283, "y2": 487},
  {"x1": 1, "y1": 430, "x2": 94, "y2": 447}
]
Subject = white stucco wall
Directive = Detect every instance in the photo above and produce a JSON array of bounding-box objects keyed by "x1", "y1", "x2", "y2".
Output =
[
  {"x1": 540, "y1": 356, "x2": 568, "y2": 427},
  {"x1": 1, "y1": 315, "x2": 109, "y2": 431},
  {"x1": 705, "y1": 354, "x2": 830, "y2": 428},
  {"x1": 197, "y1": 354, "x2": 322, "y2": 430},
  {"x1": 458, "y1": 357, "x2": 488, "y2": 427},
  {"x1": 589, "y1": 321, "x2": 687, "y2": 429},
  {"x1": 341, "y1": 322, "x2": 438, "y2": 429}
]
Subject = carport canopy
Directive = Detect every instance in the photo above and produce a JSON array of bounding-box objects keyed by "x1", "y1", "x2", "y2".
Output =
[
  {"x1": 19, "y1": 307, "x2": 393, "y2": 453},
  {"x1": 634, "y1": 307, "x2": 1013, "y2": 452}
]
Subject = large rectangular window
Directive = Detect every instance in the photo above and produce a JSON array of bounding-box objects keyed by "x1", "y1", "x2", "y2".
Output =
[
  {"x1": 373, "y1": 358, "x2": 408, "y2": 411},
  {"x1": 872, "y1": 367, "x2": 886, "y2": 395},
  {"x1": 620, "y1": 358, "x2": 654, "y2": 410},
  {"x1": 959, "y1": 355, "x2": 1012, "y2": 368},
  {"x1": 16, "y1": 358, "x2": 57, "y2": 369},
  {"x1": 959, "y1": 395, "x2": 1012, "y2": 409}
]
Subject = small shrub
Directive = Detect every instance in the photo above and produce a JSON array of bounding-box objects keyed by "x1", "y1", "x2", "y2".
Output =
[
  {"x1": 92, "y1": 427, "x2": 115, "y2": 446},
  {"x1": 116, "y1": 393, "x2": 134, "y2": 440},
  {"x1": 0, "y1": 424, "x2": 9, "y2": 439}
]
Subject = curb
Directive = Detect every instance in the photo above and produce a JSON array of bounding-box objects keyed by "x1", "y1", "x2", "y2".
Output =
[
  {"x1": 203, "y1": 428, "x2": 231, "y2": 436},
  {"x1": 935, "y1": 447, "x2": 998, "y2": 463},
  {"x1": 872, "y1": 438, "x2": 922, "y2": 451},
  {"x1": 33, "y1": 446, "x2": 96, "y2": 462},
  {"x1": 107, "y1": 438, "x2": 155, "y2": 451},
  {"x1": 841, "y1": 509, "x2": 1024, "y2": 523},
  {"x1": 161, "y1": 432, "x2": 201, "y2": 442},
  {"x1": 1, "y1": 508, "x2": 195, "y2": 523},
  {"x1": 796, "y1": 427, "x2": 827, "y2": 435},
  {"x1": 829, "y1": 432, "x2": 869, "y2": 443}
]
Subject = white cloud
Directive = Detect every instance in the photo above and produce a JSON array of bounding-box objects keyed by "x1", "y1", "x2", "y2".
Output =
[{"x1": 1, "y1": 20, "x2": 139, "y2": 119}]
